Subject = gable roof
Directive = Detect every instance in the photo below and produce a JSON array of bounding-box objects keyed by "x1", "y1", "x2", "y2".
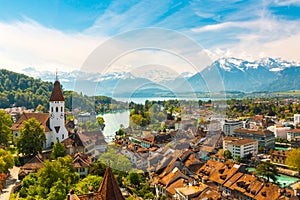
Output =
[
  {"x1": 49, "y1": 80, "x2": 64, "y2": 101},
  {"x1": 72, "y1": 152, "x2": 92, "y2": 168},
  {"x1": 11, "y1": 112, "x2": 51, "y2": 132},
  {"x1": 97, "y1": 167, "x2": 124, "y2": 200}
]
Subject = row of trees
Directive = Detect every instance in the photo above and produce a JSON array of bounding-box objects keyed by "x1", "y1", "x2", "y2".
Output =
[{"x1": 226, "y1": 98, "x2": 300, "y2": 119}]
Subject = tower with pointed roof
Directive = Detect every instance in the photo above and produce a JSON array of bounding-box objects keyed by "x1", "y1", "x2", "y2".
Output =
[{"x1": 48, "y1": 78, "x2": 68, "y2": 148}]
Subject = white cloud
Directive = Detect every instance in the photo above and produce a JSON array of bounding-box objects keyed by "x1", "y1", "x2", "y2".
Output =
[
  {"x1": 0, "y1": 19, "x2": 104, "y2": 72},
  {"x1": 274, "y1": 0, "x2": 300, "y2": 6}
]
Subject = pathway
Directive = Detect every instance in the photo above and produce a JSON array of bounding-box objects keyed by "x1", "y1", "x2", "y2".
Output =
[{"x1": 0, "y1": 166, "x2": 20, "y2": 200}]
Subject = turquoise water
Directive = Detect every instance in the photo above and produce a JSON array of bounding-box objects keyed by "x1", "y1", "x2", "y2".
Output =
[
  {"x1": 247, "y1": 168, "x2": 299, "y2": 187},
  {"x1": 97, "y1": 110, "x2": 130, "y2": 142},
  {"x1": 275, "y1": 147, "x2": 289, "y2": 151}
]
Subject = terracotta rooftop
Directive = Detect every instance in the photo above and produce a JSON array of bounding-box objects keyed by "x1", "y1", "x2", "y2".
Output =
[
  {"x1": 97, "y1": 167, "x2": 124, "y2": 200},
  {"x1": 176, "y1": 184, "x2": 207, "y2": 197},
  {"x1": 197, "y1": 160, "x2": 224, "y2": 177},
  {"x1": 223, "y1": 172, "x2": 244, "y2": 188},
  {"x1": 288, "y1": 128, "x2": 300, "y2": 133},
  {"x1": 224, "y1": 136, "x2": 257, "y2": 146},
  {"x1": 193, "y1": 187, "x2": 221, "y2": 200},
  {"x1": 230, "y1": 173, "x2": 264, "y2": 198},
  {"x1": 159, "y1": 168, "x2": 187, "y2": 187},
  {"x1": 255, "y1": 183, "x2": 282, "y2": 200},
  {"x1": 234, "y1": 128, "x2": 273, "y2": 135},
  {"x1": 49, "y1": 80, "x2": 64, "y2": 101},
  {"x1": 209, "y1": 162, "x2": 241, "y2": 185},
  {"x1": 11, "y1": 112, "x2": 51, "y2": 132},
  {"x1": 166, "y1": 178, "x2": 185, "y2": 195}
]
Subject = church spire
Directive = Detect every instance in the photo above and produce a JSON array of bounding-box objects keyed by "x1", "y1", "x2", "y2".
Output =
[{"x1": 49, "y1": 71, "x2": 64, "y2": 101}]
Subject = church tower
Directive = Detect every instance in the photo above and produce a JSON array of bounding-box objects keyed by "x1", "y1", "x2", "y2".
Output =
[{"x1": 48, "y1": 77, "x2": 68, "y2": 147}]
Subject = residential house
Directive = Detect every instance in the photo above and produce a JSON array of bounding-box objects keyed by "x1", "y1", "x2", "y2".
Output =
[{"x1": 72, "y1": 152, "x2": 92, "y2": 178}]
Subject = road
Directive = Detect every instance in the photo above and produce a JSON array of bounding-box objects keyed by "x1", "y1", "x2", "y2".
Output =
[{"x1": 0, "y1": 166, "x2": 19, "y2": 200}]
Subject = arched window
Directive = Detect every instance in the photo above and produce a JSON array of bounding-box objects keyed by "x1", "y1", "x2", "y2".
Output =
[
  {"x1": 51, "y1": 107, "x2": 53, "y2": 112},
  {"x1": 56, "y1": 107, "x2": 58, "y2": 112},
  {"x1": 61, "y1": 107, "x2": 63, "y2": 112}
]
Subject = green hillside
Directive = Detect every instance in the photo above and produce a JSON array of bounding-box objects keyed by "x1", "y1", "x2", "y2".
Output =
[{"x1": 0, "y1": 69, "x2": 53, "y2": 109}]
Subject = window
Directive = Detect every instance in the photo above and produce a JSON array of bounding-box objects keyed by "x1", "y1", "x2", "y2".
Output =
[
  {"x1": 80, "y1": 168, "x2": 85, "y2": 172},
  {"x1": 62, "y1": 134, "x2": 64, "y2": 139},
  {"x1": 56, "y1": 107, "x2": 58, "y2": 112},
  {"x1": 51, "y1": 107, "x2": 53, "y2": 112},
  {"x1": 61, "y1": 107, "x2": 63, "y2": 112}
]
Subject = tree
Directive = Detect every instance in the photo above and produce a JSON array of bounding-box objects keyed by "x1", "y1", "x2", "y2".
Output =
[
  {"x1": 224, "y1": 150, "x2": 232, "y2": 160},
  {"x1": 286, "y1": 148, "x2": 300, "y2": 172},
  {"x1": 256, "y1": 162, "x2": 278, "y2": 183},
  {"x1": 128, "y1": 172, "x2": 140, "y2": 187},
  {"x1": 37, "y1": 156, "x2": 79, "y2": 199},
  {"x1": 0, "y1": 110, "x2": 13, "y2": 146},
  {"x1": 116, "y1": 124, "x2": 125, "y2": 136},
  {"x1": 51, "y1": 139, "x2": 66, "y2": 159},
  {"x1": 236, "y1": 155, "x2": 242, "y2": 163},
  {"x1": 16, "y1": 118, "x2": 46, "y2": 156},
  {"x1": 96, "y1": 116, "x2": 105, "y2": 130},
  {"x1": 98, "y1": 146, "x2": 132, "y2": 172},
  {"x1": 89, "y1": 161, "x2": 107, "y2": 176},
  {"x1": 47, "y1": 179, "x2": 67, "y2": 200},
  {"x1": 0, "y1": 149, "x2": 14, "y2": 173},
  {"x1": 75, "y1": 175, "x2": 103, "y2": 195}
]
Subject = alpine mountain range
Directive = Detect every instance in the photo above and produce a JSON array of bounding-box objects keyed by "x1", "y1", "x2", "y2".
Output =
[{"x1": 22, "y1": 57, "x2": 300, "y2": 97}]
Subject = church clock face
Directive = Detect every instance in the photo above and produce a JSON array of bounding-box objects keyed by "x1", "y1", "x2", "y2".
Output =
[
  {"x1": 60, "y1": 113, "x2": 64, "y2": 119},
  {"x1": 50, "y1": 113, "x2": 54, "y2": 119}
]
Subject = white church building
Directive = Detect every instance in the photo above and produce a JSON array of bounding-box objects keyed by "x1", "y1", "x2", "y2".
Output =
[{"x1": 12, "y1": 80, "x2": 68, "y2": 149}]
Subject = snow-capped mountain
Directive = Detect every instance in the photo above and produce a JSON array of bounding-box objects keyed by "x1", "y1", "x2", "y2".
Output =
[
  {"x1": 21, "y1": 57, "x2": 300, "y2": 96},
  {"x1": 188, "y1": 57, "x2": 300, "y2": 92}
]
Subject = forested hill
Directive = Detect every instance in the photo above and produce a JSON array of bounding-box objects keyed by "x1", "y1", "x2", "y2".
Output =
[
  {"x1": 0, "y1": 69, "x2": 126, "y2": 113},
  {"x1": 0, "y1": 69, "x2": 53, "y2": 109}
]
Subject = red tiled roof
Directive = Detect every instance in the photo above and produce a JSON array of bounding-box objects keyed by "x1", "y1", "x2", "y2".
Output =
[
  {"x1": 98, "y1": 167, "x2": 124, "y2": 200},
  {"x1": 49, "y1": 81, "x2": 64, "y2": 101},
  {"x1": 11, "y1": 112, "x2": 51, "y2": 132}
]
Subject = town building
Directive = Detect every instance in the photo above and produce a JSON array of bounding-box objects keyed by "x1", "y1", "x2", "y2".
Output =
[
  {"x1": 223, "y1": 120, "x2": 243, "y2": 136},
  {"x1": 233, "y1": 129, "x2": 275, "y2": 149},
  {"x1": 271, "y1": 150, "x2": 290, "y2": 167},
  {"x1": 287, "y1": 129, "x2": 300, "y2": 142},
  {"x1": 294, "y1": 114, "x2": 300, "y2": 126},
  {"x1": 223, "y1": 136, "x2": 258, "y2": 159}
]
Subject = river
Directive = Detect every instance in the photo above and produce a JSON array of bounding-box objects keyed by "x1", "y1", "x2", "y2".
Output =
[{"x1": 97, "y1": 110, "x2": 130, "y2": 142}]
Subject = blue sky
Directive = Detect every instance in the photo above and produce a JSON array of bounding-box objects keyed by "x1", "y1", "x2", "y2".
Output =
[{"x1": 0, "y1": 0, "x2": 300, "y2": 72}]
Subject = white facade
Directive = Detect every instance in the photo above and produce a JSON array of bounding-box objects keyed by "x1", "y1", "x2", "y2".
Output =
[
  {"x1": 48, "y1": 100, "x2": 68, "y2": 148},
  {"x1": 223, "y1": 137, "x2": 258, "y2": 159},
  {"x1": 294, "y1": 114, "x2": 300, "y2": 126},
  {"x1": 267, "y1": 126, "x2": 291, "y2": 139},
  {"x1": 223, "y1": 120, "x2": 243, "y2": 136}
]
